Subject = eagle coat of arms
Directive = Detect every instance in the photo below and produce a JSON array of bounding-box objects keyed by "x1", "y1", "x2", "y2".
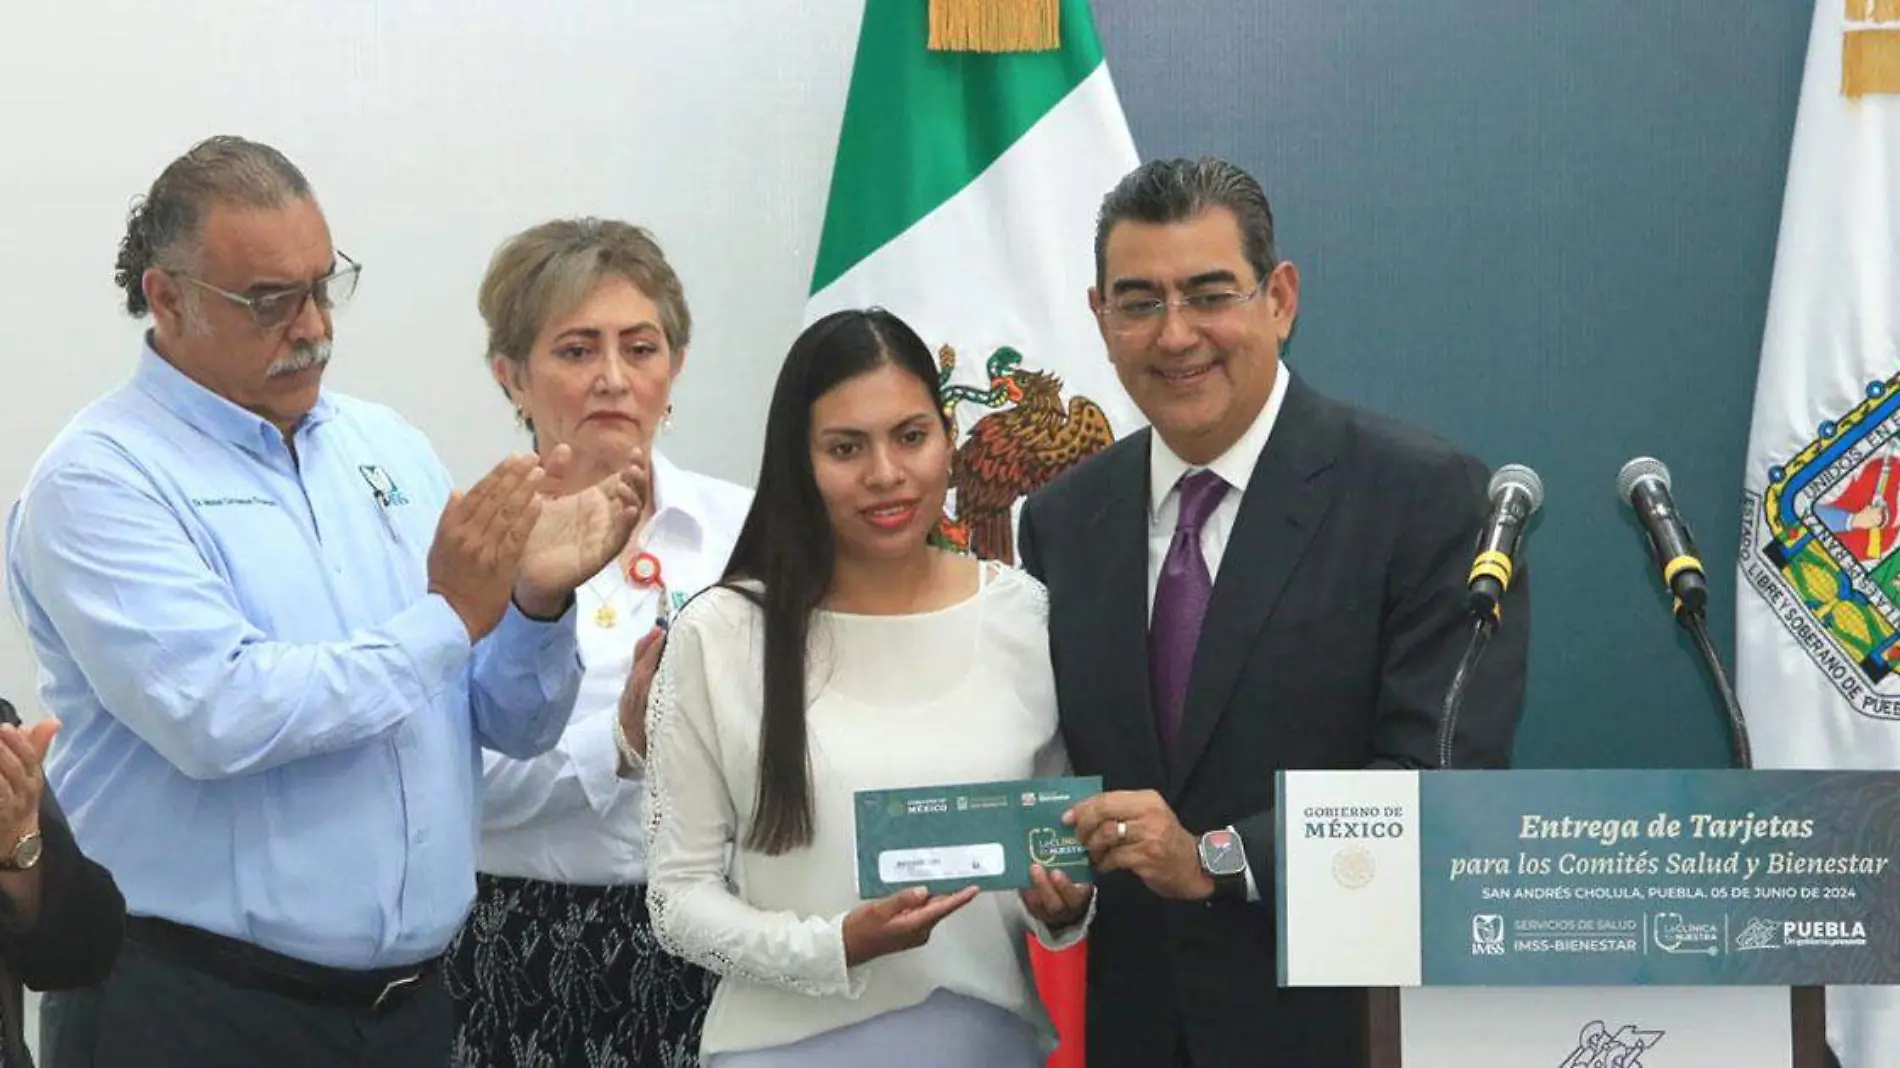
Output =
[{"x1": 933, "y1": 344, "x2": 1115, "y2": 563}]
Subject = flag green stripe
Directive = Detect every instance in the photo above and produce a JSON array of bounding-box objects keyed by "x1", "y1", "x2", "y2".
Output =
[{"x1": 809, "y1": 0, "x2": 1107, "y2": 296}]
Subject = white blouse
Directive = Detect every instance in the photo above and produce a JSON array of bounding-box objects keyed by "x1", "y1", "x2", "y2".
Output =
[
  {"x1": 644, "y1": 563, "x2": 1085, "y2": 1058},
  {"x1": 476, "y1": 452, "x2": 751, "y2": 886}
]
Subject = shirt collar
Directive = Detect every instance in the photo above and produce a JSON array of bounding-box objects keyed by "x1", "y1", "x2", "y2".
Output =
[
  {"x1": 132, "y1": 333, "x2": 336, "y2": 453},
  {"x1": 1148, "y1": 364, "x2": 1292, "y2": 521},
  {"x1": 645, "y1": 449, "x2": 708, "y2": 548}
]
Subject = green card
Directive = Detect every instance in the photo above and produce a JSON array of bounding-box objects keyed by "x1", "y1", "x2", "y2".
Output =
[{"x1": 853, "y1": 776, "x2": 1103, "y2": 898}]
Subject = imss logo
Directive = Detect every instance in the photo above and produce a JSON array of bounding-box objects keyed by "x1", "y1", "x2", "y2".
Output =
[{"x1": 1470, "y1": 914, "x2": 1504, "y2": 955}]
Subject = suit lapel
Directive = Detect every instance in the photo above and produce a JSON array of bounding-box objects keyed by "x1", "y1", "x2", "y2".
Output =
[
  {"x1": 1075, "y1": 430, "x2": 1170, "y2": 790},
  {"x1": 1168, "y1": 378, "x2": 1341, "y2": 792}
]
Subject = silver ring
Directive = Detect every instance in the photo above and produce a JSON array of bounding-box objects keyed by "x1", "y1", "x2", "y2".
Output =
[{"x1": 1115, "y1": 820, "x2": 1128, "y2": 842}]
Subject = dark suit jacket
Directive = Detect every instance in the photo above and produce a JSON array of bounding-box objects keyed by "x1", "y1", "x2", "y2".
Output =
[
  {"x1": 0, "y1": 699, "x2": 124, "y2": 1068},
  {"x1": 1019, "y1": 376, "x2": 1529, "y2": 1068}
]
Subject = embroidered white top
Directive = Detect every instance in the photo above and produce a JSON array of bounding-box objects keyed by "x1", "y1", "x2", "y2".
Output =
[
  {"x1": 476, "y1": 452, "x2": 750, "y2": 886},
  {"x1": 644, "y1": 563, "x2": 1084, "y2": 1057}
]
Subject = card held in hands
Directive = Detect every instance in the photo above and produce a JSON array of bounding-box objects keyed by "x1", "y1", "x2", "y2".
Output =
[{"x1": 853, "y1": 776, "x2": 1103, "y2": 898}]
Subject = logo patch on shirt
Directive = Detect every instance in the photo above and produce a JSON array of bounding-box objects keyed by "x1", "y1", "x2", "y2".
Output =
[{"x1": 358, "y1": 465, "x2": 410, "y2": 507}]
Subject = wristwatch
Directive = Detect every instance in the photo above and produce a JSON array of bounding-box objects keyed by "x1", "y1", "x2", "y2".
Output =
[
  {"x1": 1197, "y1": 827, "x2": 1249, "y2": 902},
  {"x1": 0, "y1": 829, "x2": 42, "y2": 872}
]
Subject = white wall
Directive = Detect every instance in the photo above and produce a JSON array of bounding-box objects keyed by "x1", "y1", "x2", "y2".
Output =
[
  {"x1": 1, "y1": 3, "x2": 864, "y2": 1052},
  {"x1": 0, "y1": 0, "x2": 866, "y2": 720}
]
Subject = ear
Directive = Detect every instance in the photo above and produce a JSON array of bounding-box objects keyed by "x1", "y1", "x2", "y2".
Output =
[
  {"x1": 1264, "y1": 261, "x2": 1300, "y2": 344},
  {"x1": 144, "y1": 267, "x2": 185, "y2": 332},
  {"x1": 1087, "y1": 286, "x2": 1112, "y2": 348},
  {"x1": 670, "y1": 344, "x2": 688, "y2": 379},
  {"x1": 490, "y1": 356, "x2": 529, "y2": 410}
]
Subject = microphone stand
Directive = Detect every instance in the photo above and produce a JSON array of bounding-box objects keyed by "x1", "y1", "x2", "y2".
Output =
[
  {"x1": 1676, "y1": 605, "x2": 1755, "y2": 769},
  {"x1": 1434, "y1": 617, "x2": 1493, "y2": 770}
]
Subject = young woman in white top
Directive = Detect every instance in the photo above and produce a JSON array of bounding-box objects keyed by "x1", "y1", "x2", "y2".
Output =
[
  {"x1": 444, "y1": 219, "x2": 751, "y2": 1067},
  {"x1": 641, "y1": 308, "x2": 1093, "y2": 1067}
]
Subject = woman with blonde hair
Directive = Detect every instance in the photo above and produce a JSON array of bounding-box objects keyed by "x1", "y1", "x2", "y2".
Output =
[{"x1": 445, "y1": 218, "x2": 750, "y2": 1066}]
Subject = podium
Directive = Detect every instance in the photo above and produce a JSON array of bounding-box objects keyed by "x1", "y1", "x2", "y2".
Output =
[{"x1": 1276, "y1": 769, "x2": 1900, "y2": 1067}]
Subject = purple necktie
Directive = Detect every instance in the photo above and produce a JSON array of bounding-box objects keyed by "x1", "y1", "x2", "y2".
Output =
[{"x1": 1150, "y1": 470, "x2": 1230, "y2": 755}]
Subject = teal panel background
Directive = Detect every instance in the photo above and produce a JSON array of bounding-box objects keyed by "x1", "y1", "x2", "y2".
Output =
[{"x1": 1093, "y1": 3, "x2": 1812, "y2": 766}]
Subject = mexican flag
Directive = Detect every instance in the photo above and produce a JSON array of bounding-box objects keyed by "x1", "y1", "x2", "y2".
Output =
[
  {"x1": 805, "y1": 1, "x2": 1141, "y2": 1063},
  {"x1": 1736, "y1": 3, "x2": 1900, "y2": 1065},
  {"x1": 806, "y1": 0, "x2": 1142, "y2": 568}
]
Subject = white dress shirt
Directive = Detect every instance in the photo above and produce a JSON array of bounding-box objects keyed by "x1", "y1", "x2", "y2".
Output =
[
  {"x1": 476, "y1": 451, "x2": 751, "y2": 886},
  {"x1": 1145, "y1": 366, "x2": 1291, "y2": 902},
  {"x1": 1145, "y1": 365, "x2": 1291, "y2": 611}
]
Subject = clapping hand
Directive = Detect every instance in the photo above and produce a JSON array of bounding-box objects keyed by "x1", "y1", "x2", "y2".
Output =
[
  {"x1": 427, "y1": 455, "x2": 545, "y2": 640},
  {"x1": 516, "y1": 444, "x2": 648, "y2": 616},
  {"x1": 0, "y1": 717, "x2": 57, "y2": 850}
]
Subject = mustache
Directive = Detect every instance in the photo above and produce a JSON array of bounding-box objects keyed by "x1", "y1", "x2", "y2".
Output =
[{"x1": 265, "y1": 340, "x2": 332, "y2": 379}]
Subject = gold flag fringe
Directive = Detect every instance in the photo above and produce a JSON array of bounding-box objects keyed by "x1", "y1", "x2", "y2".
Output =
[{"x1": 928, "y1": 0, "x2": 1060, "y2": 53}]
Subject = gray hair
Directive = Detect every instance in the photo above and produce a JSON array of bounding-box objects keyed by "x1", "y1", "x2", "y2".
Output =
[
  {"x1": 114, "y1": 136, "x2": 314, "y2": 316},
  {"x1": 1094, "y1": 156, "x2": 1277, "y2": 292}
]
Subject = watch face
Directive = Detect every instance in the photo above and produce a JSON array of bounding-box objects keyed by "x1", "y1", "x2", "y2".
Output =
[
  {"x1": 10, "y1": 832, "x2": 40, "y2": 870},
  {"x1": 1199, "y1": 829, "x2": 1246, "y2": 877}
]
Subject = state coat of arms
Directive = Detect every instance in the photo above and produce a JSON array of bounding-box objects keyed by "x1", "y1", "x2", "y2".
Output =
[{"x1": 1742, "y1": 374, "x2": 1900, "y2": 719}]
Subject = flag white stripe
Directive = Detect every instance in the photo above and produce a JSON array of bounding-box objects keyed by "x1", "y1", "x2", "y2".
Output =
[
  {"x1": 808, "y1": 65, "x2": 1144, "y2": 440},
  {"x1": 1738, "y1": 4, "x2": 1900, "y2": 1064}
]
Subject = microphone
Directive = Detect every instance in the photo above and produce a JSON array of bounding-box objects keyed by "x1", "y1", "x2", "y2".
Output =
[
  {"x1": 1441, "y1": 463, "x2": 1541, "y2": 768},
  {"x1": 1616, "y1": 456, "x2": 1752, "y2": 766},
  {"x1": 1616, "y1": 457, "x2": 1709, "y2": 618},
  {"x1": 1466, "y1": 464, "x2": 1544, "y2": 624}
]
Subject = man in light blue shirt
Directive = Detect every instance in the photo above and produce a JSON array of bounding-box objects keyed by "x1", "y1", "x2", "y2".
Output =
[{"x1": 5, "y1": 137, "x2": 644, "y2": 1067}]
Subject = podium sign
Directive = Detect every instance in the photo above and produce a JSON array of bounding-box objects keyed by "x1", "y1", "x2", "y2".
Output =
[{"x1": 1276, "y1": 769, "x2": 1900, "y2": 987}]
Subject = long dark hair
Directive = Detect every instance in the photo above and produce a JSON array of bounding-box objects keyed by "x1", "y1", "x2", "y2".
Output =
[{"x1": 722, "y1": 308, "x2": 948, "y2": 855}]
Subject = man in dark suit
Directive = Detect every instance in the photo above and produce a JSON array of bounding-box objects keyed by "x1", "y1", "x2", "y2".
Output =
[
  {"x1": 1019, "y1": 157, "x2": 1529, "y2": 1068},
  {"x1": 0, "y1": 698, "x2": 124, "y2": 1068}
]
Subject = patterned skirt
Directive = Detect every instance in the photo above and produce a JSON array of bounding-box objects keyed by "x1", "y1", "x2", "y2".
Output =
[{"x1": 447, "y1": 874, "x2": 716, "y2": 1068}]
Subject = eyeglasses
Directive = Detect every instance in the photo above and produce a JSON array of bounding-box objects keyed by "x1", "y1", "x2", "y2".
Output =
[
  {"x1": 177, "y1": 251, "x2": 362, "y2": 331},
  {"x1": 1097, "y1": 278, "x2": 1266, "y2": 338}
]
